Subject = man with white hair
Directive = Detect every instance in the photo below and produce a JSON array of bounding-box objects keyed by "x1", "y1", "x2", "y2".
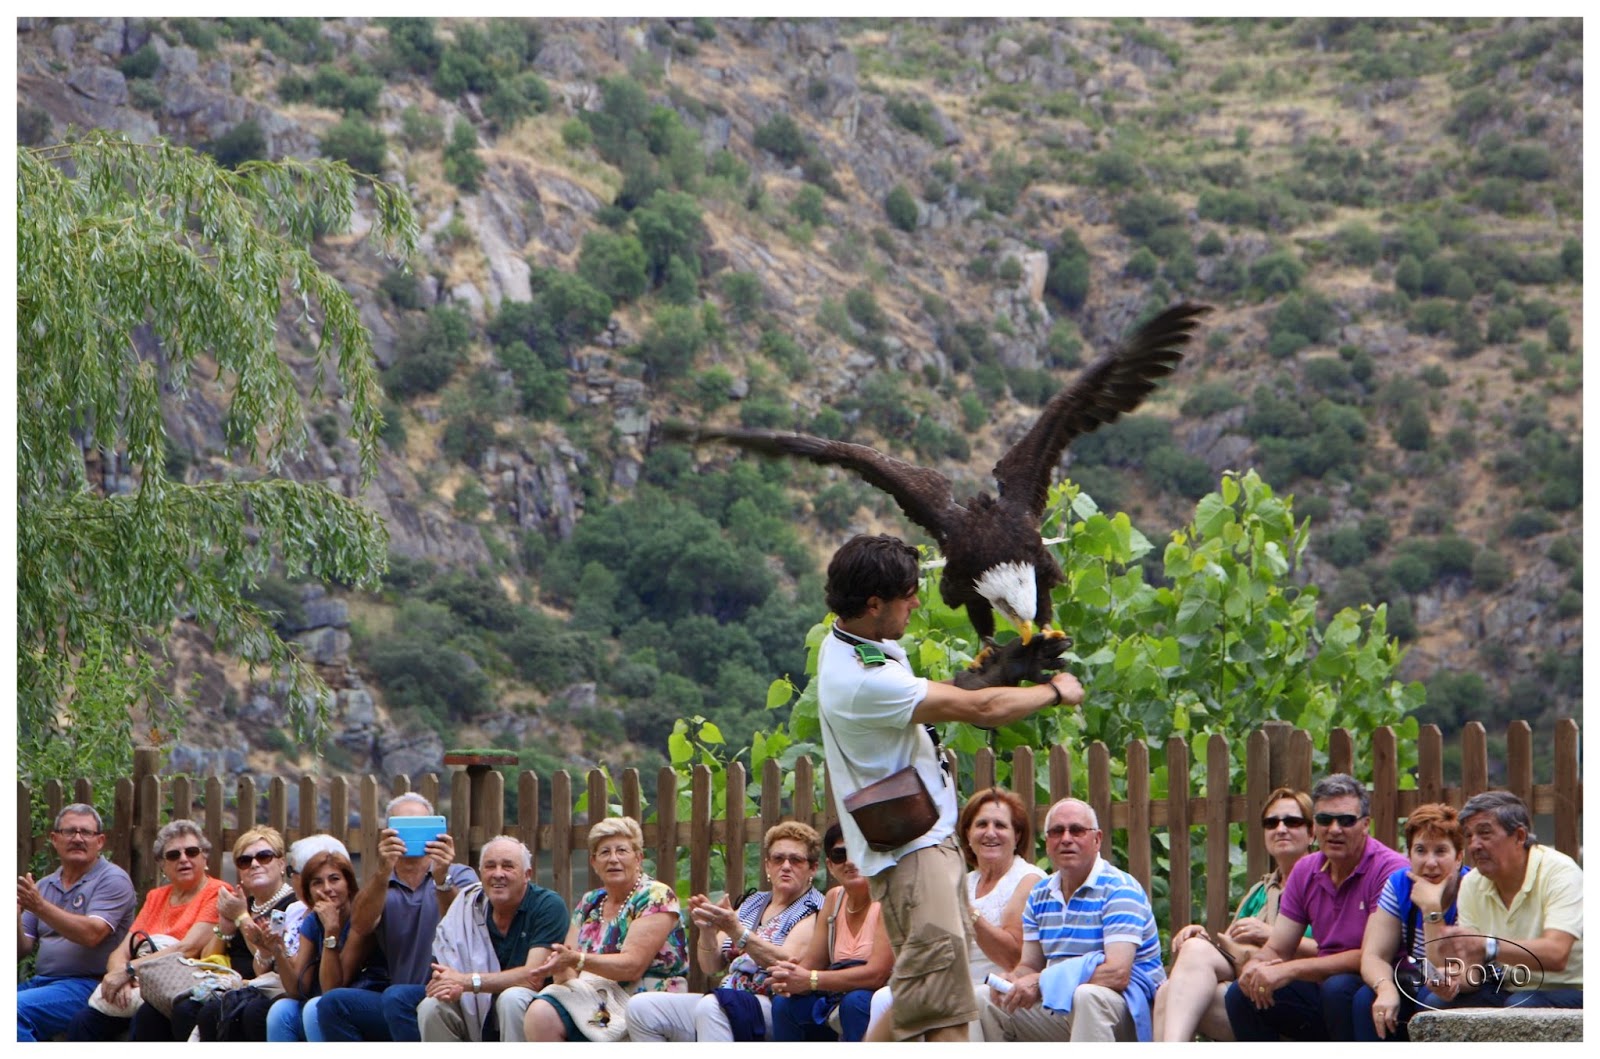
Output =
[
  {"x1": 417, "y1": 836, "x2": 570, "y2": 1041},
  {"x1": 978, "y1": 798, "x2": 1165, "y2": 1042},
  {"x1": 315, "y1": 792, "x2": 477, "y2": 1041}
]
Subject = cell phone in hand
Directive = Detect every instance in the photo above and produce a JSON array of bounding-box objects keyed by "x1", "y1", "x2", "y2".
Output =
[{"x1": 268, "y1": 909, "x2": 287, "y2": 936}]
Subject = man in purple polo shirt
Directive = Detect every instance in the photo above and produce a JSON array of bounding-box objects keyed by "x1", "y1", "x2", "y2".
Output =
[
  {"x1": 17, "y1": 804, "x2": 137, "y2": 1042},
  {"x1": 1224, "y1": 774, "x2": 1408, "y2": 1040}
]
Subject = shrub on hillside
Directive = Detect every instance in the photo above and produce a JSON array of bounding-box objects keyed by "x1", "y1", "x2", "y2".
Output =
[
  {"x1": 318, "y1": 117, "x2": 387, "y2": 175},
  {"x1": 205, "y1": 120, "x2": 266, "y2": 169},
  {"x1": 885, "y1": 184, "x2": 918, "y2": 232}
]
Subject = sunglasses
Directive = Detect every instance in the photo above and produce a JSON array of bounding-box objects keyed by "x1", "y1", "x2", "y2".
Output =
[
  {"x1": 235, "y1": 850, "x2": 280, "y2": 869},
  {"x1": 1314, "y1": 812, "x2": 1366, "y2": 828},
  {"x1": 768, "y1": 852, "x2": 813, "y2": 867},
  {"x1": 1045, "y1": 824, "x2": 1098, "y2": 841},
  {"x1": 1261, "y1": 815, "x2": 1309, "y2": 830},
  {"x1": 827, "y1": 847, "x2": 848, "y2": 864},
  {"x1": 163, "y1": 845, "x2": 203, "y2": 862}
]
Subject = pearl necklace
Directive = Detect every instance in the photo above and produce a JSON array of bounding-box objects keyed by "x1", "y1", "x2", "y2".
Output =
[{"x1": 250, "y1": 882, "x2": 294, "y2": 915}]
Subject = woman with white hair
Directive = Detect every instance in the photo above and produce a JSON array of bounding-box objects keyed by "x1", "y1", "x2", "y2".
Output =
[{"x1": 522, "y1": 816, "x2": 689, "y2": 1041}]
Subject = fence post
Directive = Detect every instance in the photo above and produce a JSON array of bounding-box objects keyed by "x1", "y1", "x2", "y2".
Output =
[
  {"x1": 1371, "y1": 727, "x2": 1398, "y2": 851},
  {"x1": 552, "y1": 771, "x2": 573, "y2": 909},
  {"x1": 1126, "y1": 739, "x2": 1151, "y2": 895},
  {"x1": 1205, "y1": 734, "x2": 1231, "y2": 933},
  {"x1": 725, "y1": 761, "x2": 748, "y2": 900},
  {"x1": 1166, "y1": 736, "x2": 1192, "y2": 931},
  {"x1": 655, "y1": 766, "x2": 677, "y2": 892},
  {"x1": 1263, "y1": 721, "x2": 1292, "y2": 792},
  {"x1": 1245, "y1": 728, "x2": 1271, "y2": 881},
  {"x1": 19, "y1": 781, "x2": 35, "y2": 872},
  {"x1": 1013, "y1": 746, "x2": 1036, "y2": 859},
  {"x1": 1461, "y1": 723, "x2": 1488, "y2": 800},
  {"x1": 131, "y1": 747, "x2": 160, "y2": 890},
  {"x1": 518, "y1": 772, "x2": 540, "y2": 885},
  {"x1": 1553, "y1": 719, "x2": 1579, "y2": 858},
  {"x1": 1417, "y1": 725, "x2": 1444, "y2": 806},
  {"x1": 1506, "y1": 721, "x2": 1533, "y2": 810}
]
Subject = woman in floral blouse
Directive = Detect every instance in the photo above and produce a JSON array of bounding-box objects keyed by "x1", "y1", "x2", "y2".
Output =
[{"x1": 523, "y1": 816, "x2": 688, "y2": 1041}]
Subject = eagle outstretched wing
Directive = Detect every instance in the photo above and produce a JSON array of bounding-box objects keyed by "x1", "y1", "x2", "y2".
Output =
[
  {"x1": 660, "y1": 424, "x2": 964, "y2": 542},
  {"x1": 993, "y1": 301, "x2": 1211, "y2": 519}
]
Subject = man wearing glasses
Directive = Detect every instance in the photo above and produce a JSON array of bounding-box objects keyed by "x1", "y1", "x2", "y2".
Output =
[
  {"x1": 1225, "y1": 773, "x2": 1408, "y2": 1040},
  {"x1": 978, "y1": 798, "x2": 1164, "y2": 1042},
  {"x1": 17, "y1": 804, "x2": 137, "y2": 1041},
  {"x1": 816, "y1": 535, "x2": 1083, "y2": 1042}
]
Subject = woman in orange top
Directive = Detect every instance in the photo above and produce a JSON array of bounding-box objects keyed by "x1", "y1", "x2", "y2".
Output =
[
  {"x1": 65, "y1": 819, "x2": 226, "y2": 1041},
  {"x1": 765, "y1": 822, "x2": 893, "y2": 1041}
]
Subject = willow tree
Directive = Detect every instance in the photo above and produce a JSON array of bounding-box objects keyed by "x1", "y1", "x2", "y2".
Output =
[{"x1": 17, "y1": 132, "x2": 418, "y2": 790}]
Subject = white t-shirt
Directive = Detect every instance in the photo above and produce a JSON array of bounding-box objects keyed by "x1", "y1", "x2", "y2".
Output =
[
  {"x1": 966, "y1": 856, "x2": 1046, "y2": 982},
  {"x1": 817, "y1": 626, "x2": 956, "y2": 877}
]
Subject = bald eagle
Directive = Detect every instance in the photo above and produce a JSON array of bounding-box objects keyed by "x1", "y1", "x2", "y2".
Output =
[{"x1": 665, "y1": 301, "x2": 1211, "y2": 645}]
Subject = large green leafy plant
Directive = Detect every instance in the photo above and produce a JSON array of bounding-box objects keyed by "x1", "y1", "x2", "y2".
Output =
[{"x1": 17, "y1": 132, "x2": 417, "y2": 808}]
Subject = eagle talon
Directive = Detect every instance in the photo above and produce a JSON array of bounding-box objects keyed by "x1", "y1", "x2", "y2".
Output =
[
  {"x1": 968, "y1": 639, "x2": 1000, "y2": 670},
  {"x1": 1041, "y1": 628, "x2": 1068, "y2": 641}
]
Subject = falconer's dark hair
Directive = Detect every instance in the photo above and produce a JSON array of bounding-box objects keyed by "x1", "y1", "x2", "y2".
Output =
[{"x1": 825, "y1": 534, "x2": 920, "y2": 619}]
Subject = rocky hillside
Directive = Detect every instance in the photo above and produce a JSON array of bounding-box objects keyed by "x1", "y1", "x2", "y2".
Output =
[{"x1": 17, "y1": 16, "x2": 1581, "y2": 786}]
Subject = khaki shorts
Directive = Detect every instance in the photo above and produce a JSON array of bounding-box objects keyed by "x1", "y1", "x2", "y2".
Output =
[{"x1": 869, "y1": 838, "x2": 976, "y2": 1039}]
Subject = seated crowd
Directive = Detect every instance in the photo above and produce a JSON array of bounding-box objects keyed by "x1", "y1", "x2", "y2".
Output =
[{"x1": 18, "y1": 776, "x2": 1582, "y2": 1042}]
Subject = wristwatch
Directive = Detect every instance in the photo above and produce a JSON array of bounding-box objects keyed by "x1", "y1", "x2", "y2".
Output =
[
  {"x1": 471, "y1": 973, "x2": 483, "y2": 994},
  {"x1": 324, "y1": 934, "x2": 339, "y2": 950},
  {"x1": 1484, "y1": 936, "x2": 1499, "y2": 963},
  {"x1": 1425, "y1": 910, "x2": 1445, "y2": 923},
  {"x1": 434, "y1": 872, "x2": 456, "y2": 893}
]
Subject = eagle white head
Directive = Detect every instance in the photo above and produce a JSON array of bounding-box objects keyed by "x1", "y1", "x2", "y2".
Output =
[{"x1": 974, "y1": 561, "x2": 1038, "y2": 643}]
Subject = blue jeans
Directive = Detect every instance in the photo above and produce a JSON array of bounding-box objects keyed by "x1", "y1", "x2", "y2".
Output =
[
  {"x1": 315, "y1": 984, "x2": 425, "y2": 1042},
  {"x1": 18, "y1": 975, "x2": 98, "y2": 1042},
  {"x1": 266, "y1": 996, "x2": 326, "y2": 1042},
  {"x1": 1225, "y1": 972, "x2": 1365, "y2": 1041},
  {"x1": 1428, "y1": 986, "x2": 1583, "y2": 1010},
  {"x1": 769, "y1": 989, "x2": 874, "y2": 1042},
  {"x1": 1351, "y1": 982, "x2": 1413, "y2": 1042}
]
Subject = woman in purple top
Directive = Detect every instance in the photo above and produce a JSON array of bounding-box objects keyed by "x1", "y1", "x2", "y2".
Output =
[{"x1": 1354, "y1": 802, "x2": 1469, "y2": 1041}]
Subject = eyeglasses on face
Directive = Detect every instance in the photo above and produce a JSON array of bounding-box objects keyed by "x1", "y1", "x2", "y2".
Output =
[
  {"x1": 827, "y1": 846, "x2": 848, "y2": 864},
  {"x1": 593, "y1": 845, "x2": 635, "y2": 860},
  {"x1": 1261, "y1": 815, "x2": 1309, "y2": 830},
  {"x1": 235, "y1": 850, "x2": 280, "y2": 869},
  {"x1": 768, "y1": 852, "x2": 813, "y2": 867},
  {"x1": 1313, "y1": 812, "x2": 1366, "y2": 828},
  {"x1": 52, "y1": 828, "x2": 102, "y2": 839},
  {"x1": 1045, "y1": 823, "x2": 1098, "y2": 841},
  {"x1": 163, "y1": 845, "x2": 204, "y2": 862}
]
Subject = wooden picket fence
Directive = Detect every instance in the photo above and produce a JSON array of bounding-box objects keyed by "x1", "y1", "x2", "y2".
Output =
[{"x1": 20, "y1": 719, "x2": 1580, "y2": 991}]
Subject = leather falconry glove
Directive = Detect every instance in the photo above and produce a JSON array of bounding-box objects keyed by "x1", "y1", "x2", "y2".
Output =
[{"x1": 949, "y1": 635, "x2": 1071, "y2": 691}]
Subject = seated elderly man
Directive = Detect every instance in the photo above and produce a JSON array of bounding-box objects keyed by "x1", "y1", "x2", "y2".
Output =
[
  {"x1": 417, "y1": 836, "x2": 570, "y2": 1041},
  {"x1": 978, "y1": 798, "x2": 1165, "y2": 1042},
  {"x1": 17, "y1": 804, "x2": 137, "y2": 1042},
  {"x1": 314, "y1": 793, "x2": 478, "y2": 1041},
  {"x1": 1418, "y1": 791, "x2": 1582, "y2": 1009},
  {"x1": 1225, "y1": 773, "x2": 1408, "y2": 1041}
]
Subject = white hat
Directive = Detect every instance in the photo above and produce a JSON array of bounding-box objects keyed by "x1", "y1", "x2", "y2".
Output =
[{"x1": 288, "y1": 833, "x2": 350, "y2": 874}]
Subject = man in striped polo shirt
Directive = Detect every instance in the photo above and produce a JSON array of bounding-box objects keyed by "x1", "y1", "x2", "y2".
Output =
[{"x1": 978, "y1": 798, "x2": 1165, "y2": 1042}]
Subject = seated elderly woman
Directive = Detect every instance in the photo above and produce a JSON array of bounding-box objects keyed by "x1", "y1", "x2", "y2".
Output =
[
  {"x1": 262, "y1": 843, "x2": 384, "y2": 1041},
  {"x1": 766, "y1": 823, "x2": 893, "y2": 1041},
  {"x1": 1354, "y1": 802, "x2": 1469, "y2": 1042},
  {"x1": 629, "y1": 822, "x2": 825, "y2": 1041},
  {"x1": 64, "y1": 819, "x2": 227, "y2": 1041},
  {"x1": 152, "y1": 826, "x2": 299, "y2": 1041},
  {"x1": 866, "y1": 787, "x2": 1045, "y2": 1039},
  {"x1": 1153, "y1": 786, "x2": 1317, "y2": 1041},
  {"x1": 522, "y1": 816, "x2": 689, "y2": 1042}
]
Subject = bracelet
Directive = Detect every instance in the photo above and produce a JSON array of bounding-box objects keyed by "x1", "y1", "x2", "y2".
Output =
[
  {"x1": 233, "y1": 912, "x2": 249, "y2": 928},
  {"x1": 810, "y1": 969, "x2": 819, "y2": 992},
  {"x1": 1046, "y1": 682, "x2": 1064, "y2": 706},
  {"x1": 576, "y1": 951, "x2": 586, "y2": 974},
  {"x1": 736, "y1": 927, "x2": 752, "y2": 950}
]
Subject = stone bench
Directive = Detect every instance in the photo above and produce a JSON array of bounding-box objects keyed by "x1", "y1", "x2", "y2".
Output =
[{"x1": 1408, "y1": 1007, "x2": 1583, "y2": 1042}]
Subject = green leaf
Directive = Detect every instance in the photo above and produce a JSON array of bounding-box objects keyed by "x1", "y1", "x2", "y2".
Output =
[
  {"x1": 668, "y1": 727, "x2": 693, "y2": 765},
  {"x1": 766, "y1": 677, "x2": 794, "y2": 710},
  {"x1": 699, "y1": 720, "x2": 725, "y2": 744}
]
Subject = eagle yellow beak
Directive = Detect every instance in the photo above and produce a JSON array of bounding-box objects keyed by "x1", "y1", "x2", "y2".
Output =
[{"x1": 1019, "y1": 621, "x2": 1034, "y2": 646}]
